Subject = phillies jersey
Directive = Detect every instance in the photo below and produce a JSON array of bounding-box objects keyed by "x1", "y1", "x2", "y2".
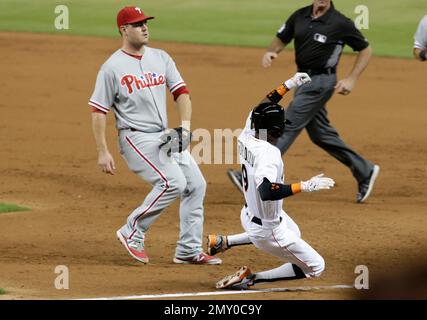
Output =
[
  {"x1": 238, "y1": 113, "x2": 284, "y2": 222},
  {"x1": 89, "y1": 47, "x2": 186, "y2": 133}
]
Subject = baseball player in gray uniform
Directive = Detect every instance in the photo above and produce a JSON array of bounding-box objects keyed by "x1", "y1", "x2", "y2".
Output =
[
  {"x1": 413, "y1": 15, "x2": 427, "y2": 61},
  {"x1": 89, "y1": 6, "x2": 221, "y2": 265}
]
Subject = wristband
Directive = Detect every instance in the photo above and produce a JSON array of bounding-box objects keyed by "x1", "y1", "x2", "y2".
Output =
[
  {"x1": 291, "y1": 182, "x2": 301, "y2": 194},
  {"x1": 276, "y1": 84, "x2": 288, "y2": 96},
  {"x1": 266, "y1": 84, "x2": 288, "y2": 103}
]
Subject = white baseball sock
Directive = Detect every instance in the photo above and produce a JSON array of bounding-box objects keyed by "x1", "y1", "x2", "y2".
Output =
[{"x1": 227, "y1": 232, "x2": 251, "y2": 247}]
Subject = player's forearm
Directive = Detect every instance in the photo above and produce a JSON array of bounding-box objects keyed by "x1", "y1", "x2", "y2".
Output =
[
  {"x1": 262, "y1": 83, "x2": 290, "y2": 105},
  {"x1": 413, "y1": 47, "x2": 427, "y2": 61},
  {"x1": 91, "y1": 113, "x2": 110, "y2": 153},
  {"x1": 260, "y1": 82, "x2": 290, "y2": 104},
  {"x1": 267, "y1": 36, "x2": 287, "y2": 54},
  {"x1": 347, "y1": 46, "x2": 372, "y2": 80},
  {"x1": 175, "y1": 93, "x2": 192, "y2": 131},
  {"x1": 258, "y1": 178, "x2": 301, "y2": 201}
]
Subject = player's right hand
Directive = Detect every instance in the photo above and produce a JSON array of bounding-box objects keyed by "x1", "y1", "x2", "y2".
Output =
[
  {"x1": 261, "y1": 52, "x2": 278, "y2": 68},
  {"x1": 301, "y1": 173, "x2": 335, "y2": 192},
  {"x1": 98, "y1": 151, "x2": 116, "y2": 175}
]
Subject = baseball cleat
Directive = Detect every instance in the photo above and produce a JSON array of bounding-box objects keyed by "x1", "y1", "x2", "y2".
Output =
[
  {"x1": 173, "y1": 252, "x2": 222, "y2": 265},
  {"x1": 116, "y1": 230, "x2": 149, "y2": 264},
  {"x1": 357, "y1": 164, "x2": 380, "y2": 203},
  {"x1": 207, "y1": 234, "x2": 229, "y2": 256},
  {"x1": 216, "y1": 266, "x2": 255, "y2": 290},
  {"x1": 227, "y1": 169, "x2": 244, "y2": 194}
]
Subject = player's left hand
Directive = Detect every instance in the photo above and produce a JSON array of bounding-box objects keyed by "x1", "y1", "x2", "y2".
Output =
[
  {"x1": 159, "y1": 127, "x2": 192, "y2": 156},
  {"x1": 335, "y1": 77, "x2": 356, "y2": 95},
  {"x1": 284, "y1": 72, "x2": 311, "y2": 90},
  {"x1": 301, "y1": 173, "x2": 335, "y2": 192}
]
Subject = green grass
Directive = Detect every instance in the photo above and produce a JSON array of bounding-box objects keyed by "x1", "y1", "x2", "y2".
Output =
[
  {"x1": 0, "y1": 0, "x2": 426, "y2": 57},
  {"x1": 0, "y1": 203, "x2": 30, "y2": 214},
  {"x1": 0, "y1": 288, "x2": 6, "y2": 295}
]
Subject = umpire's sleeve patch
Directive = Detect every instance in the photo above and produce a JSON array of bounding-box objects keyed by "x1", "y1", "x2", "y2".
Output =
[{"x1": 277, "y1": 23, "x2": 286, "y2": 33}]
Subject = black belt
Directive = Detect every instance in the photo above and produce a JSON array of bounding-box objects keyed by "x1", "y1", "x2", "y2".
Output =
[
  {"x1": 251, "y1": 216, "x2": 282, "y2": 226},
  {"x1": 128, "y1": 128, "x2": 161, "y2": 133},
  {"x1": 298, "y1": 67, "x2": 336, "y2": 76}
]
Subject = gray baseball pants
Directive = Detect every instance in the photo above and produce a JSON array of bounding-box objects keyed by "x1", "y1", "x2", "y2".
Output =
[
  {"x1": 276, "y1": 73, "x2": 373, "y2": 183},
  {"x1": 117, "y1": 129, "x2": 206, "y2": 259}
]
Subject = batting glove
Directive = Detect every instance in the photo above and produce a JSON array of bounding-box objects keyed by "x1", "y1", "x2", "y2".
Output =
[
  {"x1": 284, "y1": 72, "x2": 311, "y2": 90},
  {"x1": 301, "y1": 173, "x2": 335, "y2": 192}
]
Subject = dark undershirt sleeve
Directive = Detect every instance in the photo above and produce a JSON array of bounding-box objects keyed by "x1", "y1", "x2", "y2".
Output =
[{"x1": 258, "y1": 177, "x2": 294, "y2": 201}]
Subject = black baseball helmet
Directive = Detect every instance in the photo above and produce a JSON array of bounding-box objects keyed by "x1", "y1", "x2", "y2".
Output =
[{"x1": 251, "y1": 102, "x2": 290, "y2": 138}]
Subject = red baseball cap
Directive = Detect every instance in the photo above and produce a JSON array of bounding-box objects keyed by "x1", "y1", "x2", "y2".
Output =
[{"x1": 117, "y1": 6, "x2": 154, "y2": 28}]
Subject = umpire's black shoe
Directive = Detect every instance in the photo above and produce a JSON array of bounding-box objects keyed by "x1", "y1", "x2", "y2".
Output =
[
  {"x1": 357, "y1": 165, "x2": 380, "y2": 203},
  {"x1": 227, "y1": 169, "x2": 244, "y2": 194}
]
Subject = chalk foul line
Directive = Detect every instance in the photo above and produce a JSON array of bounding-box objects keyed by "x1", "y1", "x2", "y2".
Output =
[{"x1": 78, "y1": 284, "x2": 354, "y2": 300}]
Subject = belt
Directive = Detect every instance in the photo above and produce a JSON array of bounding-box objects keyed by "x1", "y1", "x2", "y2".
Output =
[
  {"x1": 298, "y1": 67, "x2": 336, "y2": 76},
  {"x1": 127, "y1": 128, "x2": 161, "y2": 133},
  {"x1": 118, "y1": 128, "x2": 161, "y2": 136},
  {"x1": 250, "y1": 216, "x2": 282, "y2": 226}
]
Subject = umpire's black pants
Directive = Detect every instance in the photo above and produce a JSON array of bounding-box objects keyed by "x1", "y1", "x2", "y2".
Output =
[{"x1": 276, "y1": 73, "x2": 373, "y2": 184}]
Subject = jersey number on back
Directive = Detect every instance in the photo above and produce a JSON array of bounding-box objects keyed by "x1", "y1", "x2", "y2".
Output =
[{"x1": 241, "y1": 164, "x2": 249, "y2": 192}]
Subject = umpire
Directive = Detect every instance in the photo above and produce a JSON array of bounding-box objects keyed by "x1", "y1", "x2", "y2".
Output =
[{"x1": 228, "y1": 0, "x2": 379, "y2": 203}]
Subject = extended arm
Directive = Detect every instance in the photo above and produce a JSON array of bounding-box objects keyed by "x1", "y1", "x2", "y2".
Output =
[
  {"x1": 258, "y1": 174, "x2": 335, "y2": 201},
  {"x1": 258, "y1": 177, "x2": 301, "y2": 201},
  {"x1": 258, "y1": 72, "x2": 312, "y2": 106}
]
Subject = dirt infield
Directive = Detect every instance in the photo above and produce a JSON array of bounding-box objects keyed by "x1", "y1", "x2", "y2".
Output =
[{"x1": 0, "y1": 32, "x2": 426, "y2": 300}]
